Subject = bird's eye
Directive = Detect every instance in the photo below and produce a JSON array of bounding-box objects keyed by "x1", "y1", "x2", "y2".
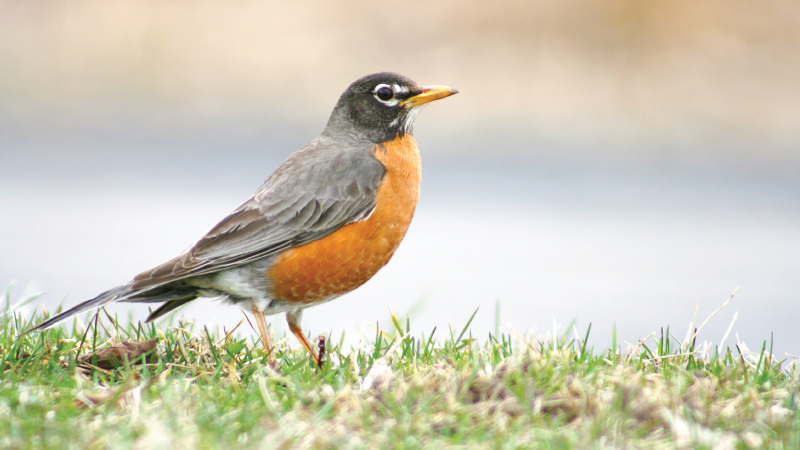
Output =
[{"x1": 374, "y1": 85, "x2": 395, "y2": 102}]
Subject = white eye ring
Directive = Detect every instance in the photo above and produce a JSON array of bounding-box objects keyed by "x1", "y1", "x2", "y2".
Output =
[{"x1": 373, "y1": 84, "x2": 400, "y2": 106}]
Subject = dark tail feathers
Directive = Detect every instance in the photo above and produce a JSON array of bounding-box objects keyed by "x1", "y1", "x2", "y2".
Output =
[
  {"x1": 23, "y1": 285, "x2": 199, "y2": 334},
  {"x1": 23, "y1": 285, "x2": 133, "y2": 334}
]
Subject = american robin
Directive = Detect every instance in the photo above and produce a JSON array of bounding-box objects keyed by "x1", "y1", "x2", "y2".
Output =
[{"x1": 27, "y1": 72, "x2": 457, "y2": 365}]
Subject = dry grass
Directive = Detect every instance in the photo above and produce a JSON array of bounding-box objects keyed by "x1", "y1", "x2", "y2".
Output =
[{"x1": 1, "y1": 295, "x2": 799, "y2": 449}]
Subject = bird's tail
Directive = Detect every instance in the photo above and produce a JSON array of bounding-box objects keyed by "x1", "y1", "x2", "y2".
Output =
[
  {"x1": 23, "y1": 285, "x2": 200, "y2": 335},
  {"x1": 22, "y1": 285, "x2": 133, "y2": 334}
]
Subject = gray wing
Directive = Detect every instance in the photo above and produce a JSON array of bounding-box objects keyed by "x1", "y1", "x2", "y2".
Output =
[{"x1": 130, "y1": 139, "x2": 385, "y2": 290}]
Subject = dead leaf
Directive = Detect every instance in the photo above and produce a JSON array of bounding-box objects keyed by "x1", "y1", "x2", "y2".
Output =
[{"x1": 79, "y1": 338, "x2": 159, "y2": 370}]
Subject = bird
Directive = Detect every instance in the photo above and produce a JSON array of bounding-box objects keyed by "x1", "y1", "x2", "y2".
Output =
[{"x1": 26, "y1": 72, "x2": 458, "y2": 366}]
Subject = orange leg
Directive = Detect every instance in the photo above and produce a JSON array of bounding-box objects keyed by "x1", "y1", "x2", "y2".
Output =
[
  {"x1": 286, "y1": 310, "x2": 320, "y2": 367},
  {"x1": 252, "y1": 305, "x2": 276, "y2": 365}
]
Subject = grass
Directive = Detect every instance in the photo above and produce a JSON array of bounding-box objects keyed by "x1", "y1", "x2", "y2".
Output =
[{"x1": 1, "y1": 291, "x2": 799, "y2": 449}]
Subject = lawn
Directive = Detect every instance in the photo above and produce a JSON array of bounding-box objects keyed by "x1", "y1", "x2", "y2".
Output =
[{"x1": 1, "y1": 292, "x2": 798, "y2": 449}]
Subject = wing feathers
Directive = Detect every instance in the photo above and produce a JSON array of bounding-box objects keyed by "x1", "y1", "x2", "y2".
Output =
[{"x1": 130, "y1": 143, "x2": 385, "y2": 291}]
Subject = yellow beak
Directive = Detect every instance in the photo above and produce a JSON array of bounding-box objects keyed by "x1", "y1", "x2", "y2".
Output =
[{"x1": 400, "y1": 85, "x2": 459, "y2": 108}]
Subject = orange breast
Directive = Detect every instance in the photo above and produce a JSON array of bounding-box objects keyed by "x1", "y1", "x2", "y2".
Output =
[{"x1": 267, "y1": 134, "x2": 422, "y2": 304}]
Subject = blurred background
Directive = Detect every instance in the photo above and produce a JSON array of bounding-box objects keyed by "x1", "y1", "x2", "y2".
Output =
[{"x1": 2, "y1": 1, "x2": 798, "y2": 357}]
